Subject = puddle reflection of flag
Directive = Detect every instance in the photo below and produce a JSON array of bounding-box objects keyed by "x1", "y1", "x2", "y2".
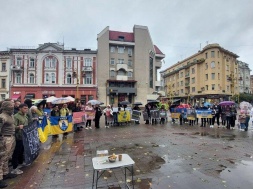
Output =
[{"x1": 38, "y1": 116, "x2": 51, "y2": 143}]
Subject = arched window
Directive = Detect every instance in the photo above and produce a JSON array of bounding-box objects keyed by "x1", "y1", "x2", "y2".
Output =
[
  {"x1": 29, "y1": 73, "x2": 35, "y2": 83},
  {"x1": 51, "y1": 73, "x2": 56, "y2": 84},
  {"x1": 118, "y1": 69, "x2": 126, "y2": 76},
  {"x1": 15, "y1": 73, "x2": 21, "y2": 83},
  {"x1": 67, "y1": 73, "x2": 72, "y2": 84}
]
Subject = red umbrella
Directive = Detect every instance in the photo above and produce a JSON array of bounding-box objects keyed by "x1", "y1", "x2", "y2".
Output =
[{"x1": 177, "y1": 104, "x2": 190, "y2": 108}]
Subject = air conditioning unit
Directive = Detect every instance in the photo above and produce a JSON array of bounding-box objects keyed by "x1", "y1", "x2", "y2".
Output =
[{"x1": 11, "y1": 65, "x2": 16, "y2": 69}]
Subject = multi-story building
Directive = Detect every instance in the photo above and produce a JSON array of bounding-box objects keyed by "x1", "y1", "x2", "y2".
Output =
[
  {"x1": 97, "y1": 25, "x2": 165, "y2": 106},
  {"x1": 250, "y1": 75, "x2": 253, "y2": 94},
  {"x1": 162, "y1": 43, "x2": 239, "y2": 104},
  {"x1": 237, "y1": 60, "x2": 251, "y2": 93},
  {"x1": 0, "y1": 51, "x2": 11, "y2": 100},
  {"x1": 4, "y1": 43, "x2": 97, "y2": 103}
]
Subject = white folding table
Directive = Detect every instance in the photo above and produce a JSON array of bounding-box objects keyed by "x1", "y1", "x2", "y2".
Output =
[{"x1": 92, "y1": 154, "x2": 135, "y2": 189}]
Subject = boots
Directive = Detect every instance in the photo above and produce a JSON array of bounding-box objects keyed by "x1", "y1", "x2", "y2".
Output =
[
  {"x1": 3, "y1": 173, "x2": 17, "y2": 180},
  {"x1": 0, "y1": 180, "x2": 7, "y2": 188}
]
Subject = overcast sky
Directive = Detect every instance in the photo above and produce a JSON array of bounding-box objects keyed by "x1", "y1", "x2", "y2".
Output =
[{"x1": 0, "y1": 0, "x2": 252, "y2": 74}]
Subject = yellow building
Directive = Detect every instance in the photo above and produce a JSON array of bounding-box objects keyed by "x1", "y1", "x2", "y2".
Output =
[{"x1": 162, "y1": 44, "x2": 239, "y2": 105}]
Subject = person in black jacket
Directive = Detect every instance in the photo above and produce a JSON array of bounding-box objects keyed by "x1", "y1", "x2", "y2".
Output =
[
  {"x1": 213, "y1": 102, "x2": 221, "y2": 128},
  {"x1": 94, "y1": 104, "x2": 102, "y2": 129},
  {"x1": 144, "y1": 104, "x2": 150, "y2": 124}
]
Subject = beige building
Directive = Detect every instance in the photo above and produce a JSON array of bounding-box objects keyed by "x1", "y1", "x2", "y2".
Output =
[
  {"x1": 97, "y1": 25, "x2": 165, "y2": 106},
  {"x1": 162, "y1": 43, "x2": 240, "y2": 104},
  {"x1": 0, "y1": 51, "x2": 11, "y2": 100}
]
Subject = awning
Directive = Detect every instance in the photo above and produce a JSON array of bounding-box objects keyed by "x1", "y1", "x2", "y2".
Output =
[
  {"x1": 147, "y1": 94, "x2": 159, "y2": 101},
  {"x1": 11, "y1": 94, "x2": 21, "y2": 100}
]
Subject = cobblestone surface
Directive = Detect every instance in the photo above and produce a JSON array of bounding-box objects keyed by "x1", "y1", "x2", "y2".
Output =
[{"x1": 6, "y1": 118, "x2": 253, "y2": 189}]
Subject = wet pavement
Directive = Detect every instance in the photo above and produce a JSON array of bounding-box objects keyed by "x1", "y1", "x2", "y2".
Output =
[{"x1": 5, "y1": 118, "x2": 253, "y2": 189}]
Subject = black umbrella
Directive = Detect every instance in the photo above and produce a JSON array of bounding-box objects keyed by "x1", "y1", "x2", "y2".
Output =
[
  {"x1": 35, "y1": 99, "x2": 47, "y2": 107},
  {"x1": 147, "y1": 100, "x2": 159, "y2": 104},
  {"x1": 133, "y1": 102, "x2": 142, "y2": 106},
  {"x1": 119, "y1": 101, "x2": 130, "y2": 105}
]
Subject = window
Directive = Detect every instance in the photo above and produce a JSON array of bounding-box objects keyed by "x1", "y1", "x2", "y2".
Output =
[
  {"x1": 29, "y1": 73, "x2": 35, "y2": 84},
  {"x1": 128, "y1": 48, "x2": 132, "y2": 56},
  {"x1": 118, "y1": 47, "x2": 124, "y2": 53},
  {"x1": 180, "y1": 72, "x2": 184, "y2": 78},
  {"x1": 17, "y1": 57, "x2": 22, "y2": 66},
  {"x1": 15, "y1": 73, "x2": 21, "y2": 83},
  {"x1": 191, "y1": 77, "x2": 195, "y2": 84},
  {"x1": 206, "y1": 85, "x2": 208, "y2": 91},
  {"x1": 205, "y1": 52, "x2": 208, "y2": 59},
  {"x1": 180, "y1": 89, "x2": 184, "y2": 94},
  {"x1": 180, "y1": 81, "x2": 183, "y2": 86},
  {"x1": 205, "y1": 63, "x2": 208, "y2": 69},
  {"x1": 211, "y1": 51, "x2": 215, "y2": 58},
  {"x1": 118, "y1": 59, "x2": 124, "y2": 64},
  {"x1": 226, "y1": 65, "x2": 229, "y2": 71},
  {"x1": 212, "y1": 84, "x2": 215, "y2": 90},
  {"x1": 51, "y1": 73, "x2": 56, "y2": 83},
  {"x1": 177, "y1": 82, "x2": 179, "y2": 87},
  {"x1": 128, "y1": 71, "x2": 133, "y2": 77},
  {"x1": 211, "y1": 61, "x2": 215, "y2": 68},
  {"x1": 128, "y1": 60, "x2": 132, "y2": 67},
  {"x1": 227, "y1": 85, "x2": 229, "y2": 91},
  {"x1": 118, "y1": 69, "x2": 126, "y2": 76},
  {"x1": 51, "y1": 58, "x2": 56, "y2": 68},
  {"x1": 211, "y1": 73, "x2": 215, "y2": 80},
  {"x1": 192, "y1": 87, "x2": 195, "y2": 92},
  {"x1": 1, "y1": 63, "x2": 6, "y2": 71},
  {"x1": 191, "y1": 68, "x2": 195, "y2": 74},
  {"x1": 84, "y1": 73, "x2": 92, "y2": 84},
  {"x1": 45, "y1": 58, "x2": 50, "y2": 68},
  {"x1": 110, "y1": 70, "x2": 115, "y2": 77},
  {"x1": 45, "y1": 73, "x2": 49, "y2": 82},
  {"x1": 205, "y1": 74, "x2": 208, "y2": 80},
  {"x1": 67, "y1": 74, "x2": 72, "y2": 84},
  {"x1": 66, "y1": 58, "x2": 72, "y2": 69},
  {"x1": 149, "y1": 57, "x2": 153, "y2": 88},
  {"x1": 1, "y1": 94, "x2": 5, "y2": 100},
  {"x1": 110, "y1": 58, "x2": 115, "y2": 65},
  {"x1": 218, "y1": 73, "x2": 220, "y2": 80},
  {"x1": 85, "y1": 58, "x2": 92, "y2": 67},
  {"x1": 88, "y1": 95, "x2": 93, "y2": 100},
  {"x1": 218, "y1": 51, "x2": 220, "y2": 58},
  {"x1": 29, "y1": 58, "x2": 35, "y2": 68},
  {"x1": 1, "y1": 79, "x2": 6, "y2": 88},
  {"x1": 110, "y1": 46, "x2": 115, "y2": 52}
]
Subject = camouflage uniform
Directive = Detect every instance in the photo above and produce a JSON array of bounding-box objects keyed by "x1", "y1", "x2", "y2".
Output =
[{"x1": 0, "y1": 101, "x2": 16, "y2": 181}]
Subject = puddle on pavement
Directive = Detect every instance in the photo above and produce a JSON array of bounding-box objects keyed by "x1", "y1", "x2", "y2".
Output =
[
  {"x1": 209, "y1": 134, "x2": 236, "y2": 141},
  {"x1": 192, "y1": 131, "x2": 209, "y2": 136},
  {"x1": 220, "y1": 160, "x2": 253, "y2": 187}
]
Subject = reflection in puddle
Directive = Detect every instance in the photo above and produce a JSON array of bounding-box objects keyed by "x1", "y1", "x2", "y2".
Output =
[{"x1": 220, "y1": 160, "x2": 253, "y2": 187}]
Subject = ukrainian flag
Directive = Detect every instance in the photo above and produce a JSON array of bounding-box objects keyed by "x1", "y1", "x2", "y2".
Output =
[
  {"x1": 38, "y1": 116, "x2": 52, "y2": 143},
  {"x1": 50, "y1": 116, "x2": 73, "y2": 135}
]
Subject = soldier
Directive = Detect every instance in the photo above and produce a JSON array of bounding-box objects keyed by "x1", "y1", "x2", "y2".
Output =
[
  {"x1": 0, "y1": 101, "x2": 17, "y2": 188},
  {"x1": 11, "y1": 103, "x2": 29, "y2": 175}
]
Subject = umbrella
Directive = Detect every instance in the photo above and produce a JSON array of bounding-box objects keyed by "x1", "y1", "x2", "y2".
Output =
[
  {"x1": 34, "y1": 99, "x2": 47, "y2": 106},
  {"x1": 51, "y1": 97, "x2": 72, "y2": 104},
  {"x1": 177, "y1": 104, "x2": 190, "y2": 108},
  {"x1": 204, "y1": 102, "x2": 212, "y2": 107},
  {"x1": 133, "y1": 102, "x2": 143, "y2": 106},
  {"x1": 87, "y1": 99, "x2": 102, "y2": 105},
  {"x1": 119, "y1": 101, "x2": 130, "y2": 105},
  {"x1": 46, "y1": 96, "x2": 57, "y2": 103},
  {"x1": 240, "y1": 101, "x2": 252, "y2": 110},
  {"x1": 219, "y1": 101, "x2": 235, "y2": 106},
  {"x1": 147, "y1": 100, "x2": 159, "y2": 104},
  {"x1": 66, "y1": 96, "x2": 75, "y2": 102}
]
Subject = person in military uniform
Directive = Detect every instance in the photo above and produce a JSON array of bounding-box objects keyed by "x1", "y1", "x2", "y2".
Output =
[
  {"x1": 11, "y1": 103, "x2": 29, "y2": 175},
  {"x1": 0, "y1": 101, "x2": 17, "y2": 188}
]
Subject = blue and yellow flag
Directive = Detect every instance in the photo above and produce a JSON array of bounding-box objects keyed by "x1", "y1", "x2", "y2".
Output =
[
  {"x1": 50, "y1": 116, "x2": 73, "y2": 135},
  {"x1": 38, "y1": 116, "x2": 51, "y2": 143},
  {"x1": 118, "y1": 111, "x2": 131, "y2": 122}
]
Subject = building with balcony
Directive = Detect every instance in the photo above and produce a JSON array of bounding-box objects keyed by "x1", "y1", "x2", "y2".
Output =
[
  {"x1": 0, "y1": 51, "x2": 11, "y2": 100},
  {"x1": 97, "y1": 25, "x2": 165, "y2": 106},
  {"x1": 161, "y1": 43, "x2": 239, "y2": 105},
  {"x1": 250, "y1": 75, "x2": 253, "y2": 94},
  {"x1": 3, "y1": 43, "x2": 97, "y2": 103},
  {"x1": 237, "y1": 60, "x2": 251, "y2": 94}
]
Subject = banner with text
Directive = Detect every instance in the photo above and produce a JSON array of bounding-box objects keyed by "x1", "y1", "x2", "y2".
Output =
[
  {"x1": 22, "y1": 121, "x2": 40, "y2": 165},
  {"x1": 196, "y1": 110, "x2": 213, "y2": 118},
  {"x1": 73, "y1": 112, "x2": 85, "y2": 124}
]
